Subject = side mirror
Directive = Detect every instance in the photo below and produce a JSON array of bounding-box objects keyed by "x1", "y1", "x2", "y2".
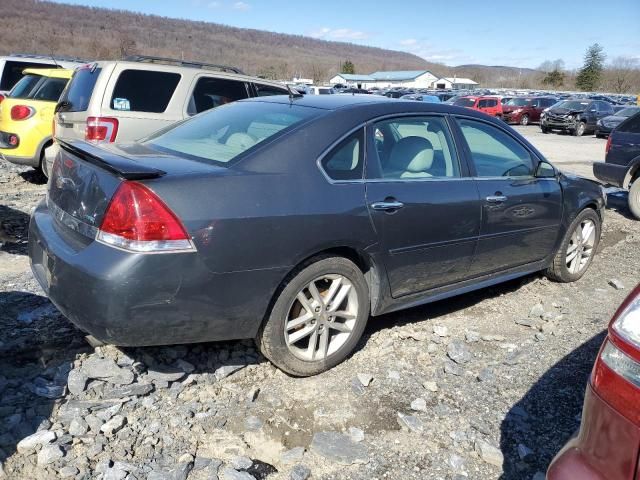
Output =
[{"x1": 536, "y1": 160, "x2": 556, "y2": 178}]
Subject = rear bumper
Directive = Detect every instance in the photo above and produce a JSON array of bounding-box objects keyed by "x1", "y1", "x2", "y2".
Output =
[
  {"x1": 593, "y1": 161, "x2": 629, "y2": 188},
  {"x1": 0, "y1": 151, "x2": 39, "y2": 167},
  {"x1": 28, "y1": 199, "x2": 286, "y2": 346},
  {"x1": 547, "y1": 384, "x2": 640, "y2": 480}
]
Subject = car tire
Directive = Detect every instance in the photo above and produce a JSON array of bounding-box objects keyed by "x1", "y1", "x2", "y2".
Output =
[
  {"x1": 257, "y1": 256, "x2": 370, "y2": 376},
  {"x1": 541, "y1": 125, "x2": 550, "y2": 133},
  {"x1": 629, "y1": 178, "x2": 640, "y2": 220},
  {"x1": 545, "y1": 208, "x2": 601, "y2": 283},
  {"x1": 573, "y1": 121, "x2": 586, "y2": 137},
  {"x1": 520, "y1": 114, "x2": 529, "y2": 126}
]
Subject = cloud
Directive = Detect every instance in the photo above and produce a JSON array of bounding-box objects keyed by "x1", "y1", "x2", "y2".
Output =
[
  {"x1": 309, "y1": 27, "x2": 370, "y2": 41},
  {"x1": 396, "y1": 39, "x2": 472, "y2": 65},
  {"x1": 399, "y1": 39, "x2": 417, "y2": 46},
  {"x1": 233, "y1": 1, "x2": 250, "y2": 10},
  {"x1": 207, "y1": 1, "x2": 220, "y2": 7}
]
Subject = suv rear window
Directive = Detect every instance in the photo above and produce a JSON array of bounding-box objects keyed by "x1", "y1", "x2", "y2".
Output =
[
  {"x1": 187, "y1": 77, "x2": 249, "y2": 115},
  {"x1": 0, "y1": 60, "x2": 58, "y2": 91},
  {"x1": 146, "y1": 101, "x2": 320, "y2": 165},
  {"x1": 111, "y1": 70, "x2": 181, "y2": 113},
  {"x1": 58, "y1": 67, "x2": 102, "y2": 112}
]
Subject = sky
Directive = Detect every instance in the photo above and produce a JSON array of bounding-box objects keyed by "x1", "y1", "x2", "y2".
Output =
[{"x1": 51, "y1": 0, "x2": 640, "y2": 69}]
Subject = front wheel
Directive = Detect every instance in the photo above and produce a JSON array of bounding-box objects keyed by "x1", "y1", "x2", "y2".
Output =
[
  {"x1": 546, "y1": 209, "x2": 601, "y2": 282},
  {"x1": 519, "y1": 114, "x2": 530, "y2": 126},
  {"x1": 573, "y1": 121, "x2": 586, "y2": 137},
  {"x1": 257, "y1": 256, "x2": 370, "y2": 376},
  {"x1": 629, "y1": 179, "x2": 640, "y2": 220},
  {"x1": 541, "y1": 125, "x2": 550, "y2": 133}
]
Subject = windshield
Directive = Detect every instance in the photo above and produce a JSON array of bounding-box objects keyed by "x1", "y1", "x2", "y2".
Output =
[
  {"x1": 555, "y1": 100, "x2": 590, "y2": 110},
  {"x1": 617, "y1": 107, "x2": 640, "y2": 117},
  {"x1": 145, "y1": 101, "x2": 320, "y2": 166},
  {"x1": 506, "y1": 98, "x2": 531, "y2": 107},
  {"x1": 453, "y1": 97, "x2": 476, "y2": 107}
]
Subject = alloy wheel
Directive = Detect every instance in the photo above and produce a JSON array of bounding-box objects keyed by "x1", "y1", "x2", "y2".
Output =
[
  {"x1": 284, "y1": 274, "x2": 358, "y2": 361},
  {"x1": 565, "y1": 219, "x2": 596, "y2": 274}
]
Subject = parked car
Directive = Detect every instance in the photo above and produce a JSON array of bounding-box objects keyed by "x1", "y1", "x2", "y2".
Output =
[
  {"x1": 338, "y1": 87, "x2": 370, "y2": 94},
  {"x1": 400, "y1": 94, "x2": 440, "y2": 103},
  {"x1": 541, "y1": 99, "x2": 614, "y2": 136},
  {"x1": 547, "y1": 284, "x2": 640, "y2": 480},
  {"x1": 595, "y1": 106, "x2": 640, "y2": 138},
  {"x1": 29, "y1": 95, "x2": 605, "y2": 376},
  {"x1": 0, "y1": 68, "x2": 73, "y2": 177},
  {"x1": 308, "y1": 86, "x2": 336, "y2": 95},
  {"x1": 453, "y1": 95, "x2": 503, "y2": 117},
  {"x1": 502, "y1": 97, "x2": 558, "y2": 125},
  {"x1": 0, "y1": 54, "x2": 84, "y2": 97},
  {"x1": 500, "y1": 96, "x2": 514, "y2": 105},
  {"x1": 593, "y1": 112, "x2": 640, "y2": 219},
  {"x1": 53, "y1": 55, "x2": 288, "y2": 146}
]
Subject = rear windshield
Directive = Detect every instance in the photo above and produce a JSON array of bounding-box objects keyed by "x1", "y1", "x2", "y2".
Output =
[
  {"x1": 145, "y1": 101, "x2": 320, "y2": 165},
  {"x1": 8, "y1": 75, "x2": 68, "y2": 101},
  {"x1": 58, "y1": 66, "x2": 102, "y2": 112},
  {"x1": 453, "y1": 98, "x2": 476, "y2": 107},
  {"x1": 617, "y1": 107, "x2": 640, "y2": 117},
  {"x1": 0, "y1": 60, "x2": 58, "y2": 91},
  {"x1": 111, "y1": 70, "x2": 181, "y2": 113}
]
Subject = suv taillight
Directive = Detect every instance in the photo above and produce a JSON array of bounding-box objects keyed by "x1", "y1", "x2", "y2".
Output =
[
  {"x1": 97, "y1": 181, "x2": 195, "y2": 253},
  {"x1": 605, "y1": 135, "x2": 612, "y2": 156},
  {"x1": 11, "y1": 105, "x2": 35, "y2": 121},
  {"x1": 592, "y1": 286, "x2": 640, "y2": 425},
  {"x1": 85, "y1": 116, "x2": 119, "y2": 142}
]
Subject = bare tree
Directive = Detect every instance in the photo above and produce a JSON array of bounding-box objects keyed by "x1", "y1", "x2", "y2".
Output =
[{"x1": 605, "y1": 56, "x2": 639, "y2": 94}]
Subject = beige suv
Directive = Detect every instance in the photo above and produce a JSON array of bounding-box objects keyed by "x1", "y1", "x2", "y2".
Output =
[{"x1": 53, "y1": 56, "x2": 288, "y2": 146}]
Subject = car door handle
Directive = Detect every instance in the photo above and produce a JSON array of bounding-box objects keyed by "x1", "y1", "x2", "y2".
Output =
[
  {"x1": 371, "y1": 200, "x2": 405, "y2": 211},
  {"x1": 486, "y1": 195, "x2": 508, "y2": 203}
]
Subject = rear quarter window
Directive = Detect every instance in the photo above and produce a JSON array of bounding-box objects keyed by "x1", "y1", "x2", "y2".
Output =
[{"x1": 111, "y1": 70, "x2": 181, "y2": 113}]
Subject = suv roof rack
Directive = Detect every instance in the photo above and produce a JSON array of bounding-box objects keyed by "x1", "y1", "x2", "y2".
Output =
[
  {"x1": 8, "y1": 53, "x2": 86, "y2": 63},
  {"x1": 124, "y1": 55, "x2": 244, "y2": 75}
]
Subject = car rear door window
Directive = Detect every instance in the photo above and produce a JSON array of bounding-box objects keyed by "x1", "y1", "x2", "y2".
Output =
[
  {"x1": 111, "y1": 70, "x2": 181, "y2": 113},
  {"x1": 456, "y1": 118, "x2": 534, "y2": 177},
  {"x1": 478, "y1": 99, "x2": 489, "y2": 108},
  {"x1": 58, "y1": 66, "x2": 102, "y2": 112},
  {"x1": 32, "y1": 77, "x2": 68, "y2": 101},
  {"x1": 187, "y1": 77, "x2": 249, "y2": 115},
  {"x1": 320, "y1": 129, "x2": 364, "y2": 181},
  {"x1": 370, "y1": 116, "x2": 460, "y2": 179}
]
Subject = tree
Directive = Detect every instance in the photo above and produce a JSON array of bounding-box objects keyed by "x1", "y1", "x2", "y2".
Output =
[
  {"x1": 575, "y1": 43, "x2": 605, "y2": 91},
  {"x1": 605, "y1": 56, "x2": 639, "y2": 94},
  {"x1": 542, "y1": 69, "x2": 565, "y2": 88},
  {"x1": 341, "y1": 60, "x2": 355, "y2": 74}
]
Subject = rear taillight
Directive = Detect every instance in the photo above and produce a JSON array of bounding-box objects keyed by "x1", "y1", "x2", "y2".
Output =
[
  {"x1": 0, "y1": 94, "x2": 5, "y2": 103},
  {"x1": 97, "y1": 181, "x2": 194, "y2": 253},
  {"x1": 10, "y1": 105, "x2": 35, "y2": 121},
  {"x1": 592, "y1": 286, "x2": 640, "y2": 425},
  {"x1": 85, "y1": 117, "x2": 119, "y2": 143},
  {"x1": 605, "y1": 135, "x2": 612, "y2": 155}
]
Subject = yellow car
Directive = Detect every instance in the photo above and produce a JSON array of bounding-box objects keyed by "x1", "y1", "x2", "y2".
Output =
[{"x1": 0, "y1": 68, "x2": 72, "y2": 177}]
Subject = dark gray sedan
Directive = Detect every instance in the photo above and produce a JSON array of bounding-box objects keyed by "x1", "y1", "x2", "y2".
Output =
[{"x1": 29, "y1": 95, "x2": 606, "y2": 376}]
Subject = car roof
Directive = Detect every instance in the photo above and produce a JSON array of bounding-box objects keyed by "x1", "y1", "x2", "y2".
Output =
[
  {"x1": 22, "y1": 68, "x2": 74, "y2": 79},
  {"x1": 243, "y1": 93, "x2": 395, "y2": 110}
]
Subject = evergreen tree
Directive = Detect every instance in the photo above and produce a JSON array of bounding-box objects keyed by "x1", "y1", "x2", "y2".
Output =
[
  {"x1": 341, "y1": 60, "x2": 355, "y2": 74},
  {"x1": 575, "y1": 44, "x2": 605, "y2": 91},
  {"x1": 542, "y1": 69, "x2": 565, "y2": 88}
]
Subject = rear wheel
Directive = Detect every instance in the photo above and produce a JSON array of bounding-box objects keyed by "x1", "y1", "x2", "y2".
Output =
[
  {"x1": 546, "y1": 209, "x2": 601, "y2": 282},
  {"x1": 257, "y1": 256, "x2": 370, "y2": 376},
  {"x1": 519, "y1": 114, "x2": 530, "y2": 126},
  {"x1": 629, "y1": 179, "x2": 640, "y2": 220}
]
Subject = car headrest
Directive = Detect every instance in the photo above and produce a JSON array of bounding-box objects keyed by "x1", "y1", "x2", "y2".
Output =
[
  {"x1": 225, "y1": 133, "x2": 256, "y2": 150},
  {"x1": 388, "y1": 136, "x2": 434, "y2": 173}
]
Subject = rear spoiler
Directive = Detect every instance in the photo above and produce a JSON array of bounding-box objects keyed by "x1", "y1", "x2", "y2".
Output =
[{"x1": 58, "y1": 140, "x2": 166, "y2": 180}]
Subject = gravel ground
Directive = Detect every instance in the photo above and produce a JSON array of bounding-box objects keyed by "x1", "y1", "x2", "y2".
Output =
[{"x1": 0, "y1": 131, "x2": 638, "y2": 480}]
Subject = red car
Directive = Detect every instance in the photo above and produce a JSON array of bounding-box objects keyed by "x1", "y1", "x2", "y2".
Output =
[
  {"x1": 502, "y1": 97, "x2": 558, "y2": 125},
  {"x1": 452, "y1": 95, "x2": 503, "y2": 117},
  {"x1": 548, "y1": 284, "x2": 640, "y2": 480}
]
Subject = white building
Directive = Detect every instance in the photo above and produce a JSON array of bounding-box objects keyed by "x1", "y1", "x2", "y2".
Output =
[
  {"x1": 329, "y1": 70, "x2": 440, "y2": 90},
  {"x1": 432, "y1": 77, "x2": 479, "y2": 90}
]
